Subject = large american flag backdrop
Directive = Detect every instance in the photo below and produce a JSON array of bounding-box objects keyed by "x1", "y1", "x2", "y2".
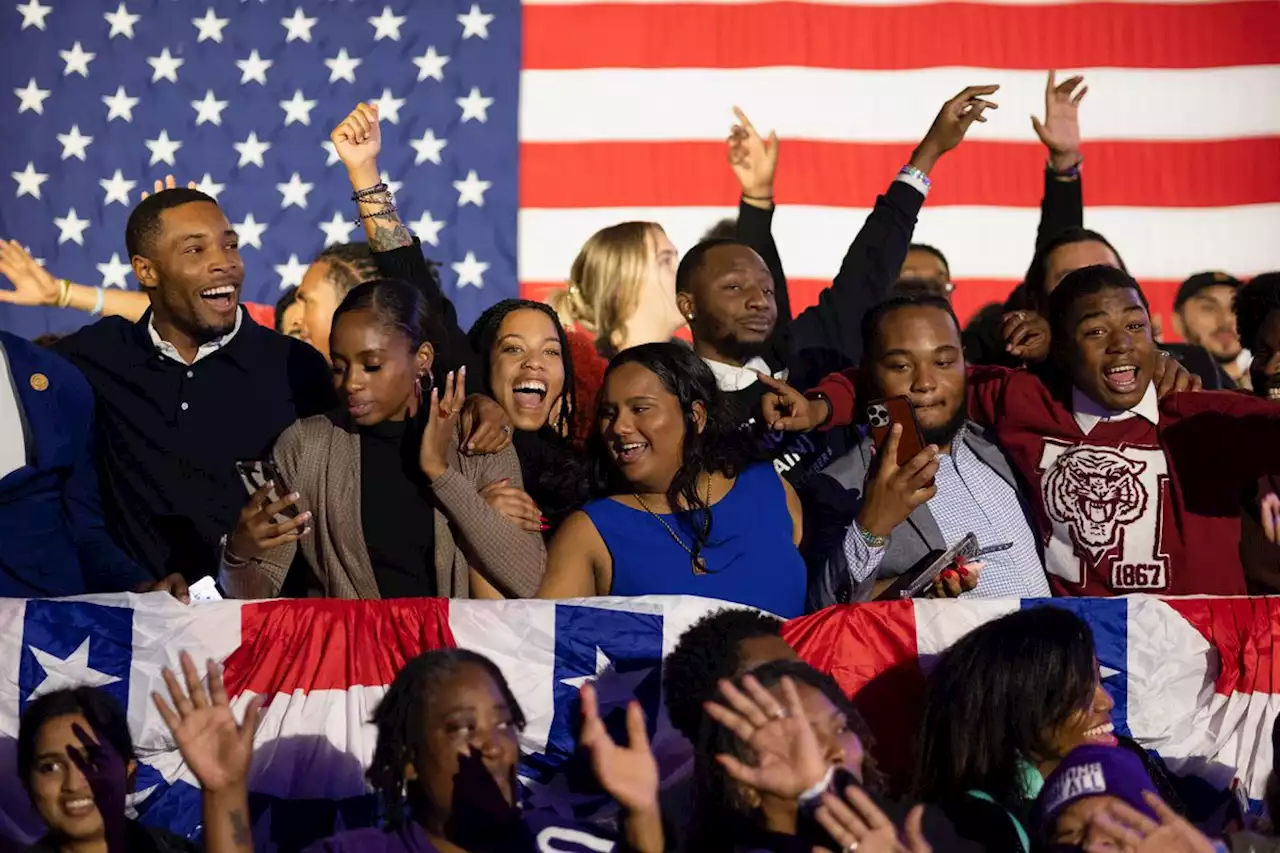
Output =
[{"x1": 0, "y1": 0, "x2": 1278, "y2": 342}]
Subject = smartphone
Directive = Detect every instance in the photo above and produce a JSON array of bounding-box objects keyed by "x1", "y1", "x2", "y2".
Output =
[
  {"x1": 876, "y1": 533, "x2": 980, "y2": 600},
  {"x1": 235, "y1": 459, "x2": 300, "y2": 525},
  {"x1": 866, "y1": 396, "x2": 927, "y2": 467},
  {"x1": 189, "y1": 575, "x2": 223, "y2": 602}
]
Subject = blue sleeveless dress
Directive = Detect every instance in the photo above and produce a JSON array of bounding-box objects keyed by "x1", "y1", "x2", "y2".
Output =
[{"x1": 581, "y1": 463, "x2": 807, "y2": 617}]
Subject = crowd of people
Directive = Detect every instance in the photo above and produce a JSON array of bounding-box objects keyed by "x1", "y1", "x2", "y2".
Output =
[{"x1": 2, "y1": 69, "x2": 1279, "y2": 852}]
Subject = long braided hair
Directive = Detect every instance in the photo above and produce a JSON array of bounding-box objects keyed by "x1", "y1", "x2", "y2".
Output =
[
  {"x1": 366, "y1": 649, "x2": 527, "y2": 830},
  {"x1": 590, "y1": 342, "x2": 757, "y2": 562}
]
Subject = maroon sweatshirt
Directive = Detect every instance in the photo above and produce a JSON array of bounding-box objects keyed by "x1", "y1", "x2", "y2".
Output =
[{"x1": 812, "y1": 366, "x2": 1280, "y2": 596}]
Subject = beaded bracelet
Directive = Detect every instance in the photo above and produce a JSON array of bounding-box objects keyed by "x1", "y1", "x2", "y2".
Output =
[
  {"x1": 1049, "y1": 157, "x2": 1083, "y2": 180},
  {"x1": 898, "y1": 164, "x2": 932, "y2": 189},
  {"x1": 351, "y1": 182, "x2": 390, "y2": 201}
]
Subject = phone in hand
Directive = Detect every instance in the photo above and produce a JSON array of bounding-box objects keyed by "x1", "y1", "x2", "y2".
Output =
[
  {"x1": 188, "y1": 575, "x2": 223, "y2": 602},
  {"x1": 235, "y1": 459, "x2": 300, "y2": 526},
  {"x1": 876, "y1": 533, "x2": 980, "y2": 600},
  {"x1": 867, "y1": 396, "x2": 928, "y2": 467}
]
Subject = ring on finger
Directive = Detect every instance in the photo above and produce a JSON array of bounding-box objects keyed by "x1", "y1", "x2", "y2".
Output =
[
  {"x1": 844, "y1": 843, "x2": 859, "y2": 853},
  {"x1": 770, "y1": 707, "x2": 788, "y2": 720}
]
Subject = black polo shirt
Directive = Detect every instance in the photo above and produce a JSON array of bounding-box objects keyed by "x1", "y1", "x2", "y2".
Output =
[{"x1": 55, "y1": 307, "x2": 335, "y2": 582}]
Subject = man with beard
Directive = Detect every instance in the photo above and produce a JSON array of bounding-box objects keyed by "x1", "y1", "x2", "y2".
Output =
[
  {"x1": 1172, "y1": 271, "x2": 1249, "y2": 389},
  {"x1": 53, "y1": 188, "x2": 335, "y2": 586},
  {"x1": 809, "y1": 294, "x2": 1051, "y2": 605}
]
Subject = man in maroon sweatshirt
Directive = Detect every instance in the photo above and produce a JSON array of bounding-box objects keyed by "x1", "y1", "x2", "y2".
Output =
[{"x1": 788, "y1": 265, "x2": 1280, "y2": 597}]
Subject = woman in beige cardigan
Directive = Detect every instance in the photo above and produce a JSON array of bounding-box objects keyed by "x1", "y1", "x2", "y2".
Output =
[{"x1": 220, "y1": 279, "x2": 545, "y2": 600}]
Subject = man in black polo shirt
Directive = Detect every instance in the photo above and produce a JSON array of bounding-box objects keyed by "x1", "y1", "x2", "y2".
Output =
[{"x1": 55, "y1": 188, "x2": 335, "y2": 587}]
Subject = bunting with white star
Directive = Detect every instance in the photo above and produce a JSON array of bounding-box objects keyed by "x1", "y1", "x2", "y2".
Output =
[{"x1": 0, "y1": 0, "x2": 518, "y2": 339}]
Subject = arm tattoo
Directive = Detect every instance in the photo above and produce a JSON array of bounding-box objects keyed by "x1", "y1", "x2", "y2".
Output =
[
  {"x1": 230, "y1": 809, "x2": 251, "y2": 847},
  {"x1": 365, "y1": 210, "x2": 414, "y2": 252}
]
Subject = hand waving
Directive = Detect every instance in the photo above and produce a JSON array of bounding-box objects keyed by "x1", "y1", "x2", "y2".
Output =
[
  {"x1": 816, "y1": 786, "x2": 933, "y2": 853},
  {"x1": 0, "y1": 239, "x2": 59, "y2": 306},
  {"x1": 757, "y1": 372, "x2": 828, "y2": 432},
  {"x1": 153, "y1": 651, "x2": 262, "y2": 794},
  {"x1": 579, "y1": 682, "x2": 660, "y2": 813},
  {"x1": 1090, "y1": 792, "x2": 1217, "y2": 853},
  {"x1": 1031, "y1": 71, "x2": 1087, "y2": 171},
  {"x1": 727, "y1": 106, "x2": 779, "y2": 201},
  {"x1": 66, "y1": 723, "x2": 128, "y2": 853},
  {"x1": 912, "y1": 85, "x2": 1000, "y2": 173},
  {"x1": 704, "y1": 674, "x2": 827, "y2": 799},
  {"x1": 140, "y1": 174, "x2": 197, "y2": 201},
  {"x1": 331, "y1": 102, "x2": 382, "y2": 174},
  {"x1": 420, "y1": 368, "x2": 465, "y2": 480}
]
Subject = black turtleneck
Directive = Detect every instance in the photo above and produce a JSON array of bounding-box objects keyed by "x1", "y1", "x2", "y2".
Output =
[{"x1": 359, "y1": 417, "x2": 437, "y2": 598}]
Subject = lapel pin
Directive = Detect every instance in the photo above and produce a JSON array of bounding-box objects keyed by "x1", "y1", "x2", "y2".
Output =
[{"x1": 29, "y1": 373, "x2": 49, "y2": 392}]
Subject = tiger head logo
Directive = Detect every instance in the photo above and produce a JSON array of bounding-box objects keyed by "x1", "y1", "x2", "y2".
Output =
[{"x1": 1042, "y1": 446, "x2": 1149, "y2": 561}]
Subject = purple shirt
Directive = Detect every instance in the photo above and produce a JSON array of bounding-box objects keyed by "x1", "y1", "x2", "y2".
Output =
[{"x1": 302, "y1": 812, "x2": 620, "y2": 853}]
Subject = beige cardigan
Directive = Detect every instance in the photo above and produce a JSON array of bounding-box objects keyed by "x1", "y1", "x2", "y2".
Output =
[{"x1": 221, "y1": 412, "x2": 545, "y2": 600}]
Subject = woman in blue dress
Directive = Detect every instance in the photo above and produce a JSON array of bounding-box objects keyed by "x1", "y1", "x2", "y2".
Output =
[{"x1": 538, "y1": 343, "x2": 807, "y2": 618}]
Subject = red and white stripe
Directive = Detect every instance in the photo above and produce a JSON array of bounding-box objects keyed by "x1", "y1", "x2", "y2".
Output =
[{"x1": 518, "y1": 0, "x2": 1280, "y2": 328}]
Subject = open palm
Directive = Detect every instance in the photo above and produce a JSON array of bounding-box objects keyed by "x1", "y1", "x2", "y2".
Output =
[
  {"x1": 1031, "y1": 71, "x2": 1087, "y2": 163},
  {"x1": 153, "y1": 651, "x2": 261, "y2": 794},
  {"x1": 727, "y1": 106, "x2": 779, "y2": 199},
  {"x1": 579, "y1": 683, "x2": 659, "y2": 812},
  {"x1": 0, "y1": 240, "x2": 58, "y2": 306}
]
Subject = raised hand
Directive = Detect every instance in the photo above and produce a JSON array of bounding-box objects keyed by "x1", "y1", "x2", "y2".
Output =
[
  {"x1": 331, "y1": 102, "x2": 382, "y2": 176},
  {"x1": 1090, "y1": 791, "x2": 1217, "y2": 853},
  {"x1": 140, "y1": 174, "x2": 197, "y2": 201},
  {"x1": 66, "y1": 723, "x2": 128, "y2": 853},
  {"x1": 0, "y1": 239, "x2": 59, "y2": 306},
  {"x1": 704, "y1": 674, "x2": 827, "y2": 799},
  {"x1": 579, "y1": 682, "x2": 660, "y2": 814},
  {"x1": 858, "y1": 425, "x2": 939, "y2": 539},
  {"x1": 227, "y1": 482, "x2": 311, "y2": 561},
  {"x1": 912, "y1": 85, "x2": 1000, "y2": 174},
  {"x1": 816, "y1": 786, "x2": 932, "y2": 853},
  {"x1": 480, "y1": 479, "x2": 545, "y2": 533},
  {"x1": 727, "y1": 106, "x2": 779, "y2": 202},
  {"x1": 1031, "y1": 71, "x2": 1087, "y2": 172},
  {"x1": 420, "y1": 368, "x2": 466, "y2": 480},
  {"x1": 153, "y1": 651, "x2": 262, "y2": 794},
  {"x1": 757, "y1": 372, "x2": 828, "y2": 432},
  {"x1": 1000, "y1": 310, "x2": 1051, "y2": 362}
]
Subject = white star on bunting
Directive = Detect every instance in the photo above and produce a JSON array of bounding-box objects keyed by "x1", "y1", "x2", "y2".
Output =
[
  {"x1": 280, "y1": 89, "x2": 317, "y2": 126},
  {"x1": 194, "y1": 173, "x2": 225, "y2": 200},
  {"x1": 59, "y1": 42, "x2": 95, "y2": 77},
  {"x1": 410, "y1": 130, "x2": 447, "y2": 166},
  {"x1": 56, "y1": 125, "x2": 93, "y2": 161},
  {"x1": 16, "y1": 0, "x2": 52, "y2": 30},
  {"x1": 276, "y1": 172, "x2": 313, "y2": 210},
  {"x1": 368, "y1": 6, "x2": 406, "y2": 40},
  {"x1": 558, "y1": 647, "x2": 653, "y2": 712},
  {"x1": 99, "y1": 170, "x2": 136, "y2": 206},
  {"x1": 456, "y1": 87, "x2": 493, "y2": 123},
  {"x1": 97, "y1": 253, "x2": 132, "y2": 289},
  {"x1": 457, "y1": 3, "x2": 494, "y2": 39},
  {"x1": 191, "y1": 90, "x2": 229, "y2": 126},
  {"x1": 147, "y1": 48, "x2": 184, "y2": 84},
  {"x1": 192, "y1": 8, "x2": 229, "y2": 42},
  {"x1": 319, "y1": 212, "x2": 357, "y2": 247},
  {"x1": 14, "y1": 78, "x2": 51, "y2": 115},
  {"x1": 321, "y1": 141, "x2": 341, "y2": 167},
  {"x1": 103, "y1": 2, "x2": 140, "y2": 39},
  {"x1": 453, "y1": 170, "x2": 491, "y2": 207},
  {"x1": 409, "y1": 211, "x2": 445, "y2": 246},
  {"x1": 274, "y1": 254, "x2": 308, "y2": 289},
  {"x1": 381, "y1": 171, "x2": 403, "y2": 197},
  {"x1": 280, "y1": 7, "x2": 317, "y2": 42},
  {"x1": 102, "y1": 85, "x2": 138, "y2": 122},
  {"x1": 54, "y1": 208, "x2": 90, "y2": 246},
  {"x1": 324, "y1": 49, "x2": 362, "y2": 84},
  {"x1": 234, "y1": 213, "x2": 268, "y2": 250},
  {"x1": 413, "y1": 46, "x2": 449, "y2": 83},
  {"x1": 451, "y1": 252, "x2": 489, "y2": 289},
  {"x1": 371, "y1": 88, "x2": 405, "y2": 125},
  {"x1": 145, "y1": 130, "x2": 182, "y2": 167},
  {"x1": 236, "y1": 50, "x2": 272, "y2": 86},
  {"x1": 12, "y1": 163, "x2": 48, "y2": 200},
  {"x1": 27, "y1": 638, "x2": 121, "y2": 702},
  {"x1": 234, "y1": 132, "x2": 271, "y2": 168}
]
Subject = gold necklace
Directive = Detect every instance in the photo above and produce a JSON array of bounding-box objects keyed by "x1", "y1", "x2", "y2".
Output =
[{"x1": 633, "y1": 476, "x2": 713, "y2": 575}]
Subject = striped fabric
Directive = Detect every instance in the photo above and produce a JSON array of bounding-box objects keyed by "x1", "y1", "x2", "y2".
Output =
[{"x1": 517, "y1": 0, "x2": 1280, "y2": 328}]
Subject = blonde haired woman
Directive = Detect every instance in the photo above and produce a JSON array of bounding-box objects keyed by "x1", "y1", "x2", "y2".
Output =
[{"x1": 547, "y1": 221, "x2": 687, "y2": 442}]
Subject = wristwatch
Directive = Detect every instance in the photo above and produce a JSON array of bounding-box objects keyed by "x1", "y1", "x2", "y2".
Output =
[{"x1": 859, "y1": 526, "x2": 890, "y2": 550}]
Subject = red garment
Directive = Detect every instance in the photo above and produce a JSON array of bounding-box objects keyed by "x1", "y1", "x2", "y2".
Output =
[
  {"x1": 813, "y1": 366, "x2": 1280, "y2": 596},
  {"x1": 565, "y1": 329, "x2": 606, "y2": 447}
]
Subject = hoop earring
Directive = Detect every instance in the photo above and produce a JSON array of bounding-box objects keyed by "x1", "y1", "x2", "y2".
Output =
[{"x1": 413, "y1": 374, "x2": 424, "y2": 406}]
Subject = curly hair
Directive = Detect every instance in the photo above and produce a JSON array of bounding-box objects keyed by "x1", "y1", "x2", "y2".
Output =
[
  {"x1": 663, "y1": 608, "x2": 786, "y2": 744},
  {"x1": 367, "y1": 649, "x2": 527, "y2": 829},
  {"x1": 1234, "y1": 272, "x2": 1280, "y2": 353},
  {"x1": 590, "y1": 342, "x2": 758, "y2": 560}
]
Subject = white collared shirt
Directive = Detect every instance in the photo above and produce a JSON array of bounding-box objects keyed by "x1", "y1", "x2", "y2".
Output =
[
  {"x1": 0, "y1": 342, "x2": 27, "y2": 480},
  {"x1": 703, "y1": 356, "x2": 787, "y2": 393},
  {"x1": 1072, "y1": 381, "x2": 1160, "y2": 436},
  {"x1": 147, "y1": 308, "x2": 243, "y2": 365}
]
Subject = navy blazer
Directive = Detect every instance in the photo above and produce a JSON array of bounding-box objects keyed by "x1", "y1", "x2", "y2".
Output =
[{"x1": 0, "y1": 330, "x2": 148, "y2": 597}]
